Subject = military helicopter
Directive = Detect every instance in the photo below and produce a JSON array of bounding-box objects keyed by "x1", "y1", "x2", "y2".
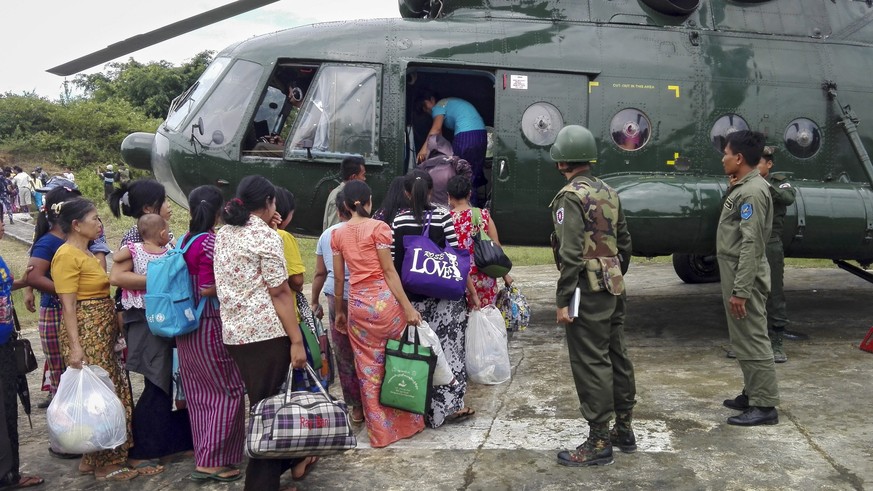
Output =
[{"x1": 49, "y1": 0, "x2": 873, "y2": 283}]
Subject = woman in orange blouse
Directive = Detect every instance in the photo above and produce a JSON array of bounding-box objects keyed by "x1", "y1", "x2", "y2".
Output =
[{"x1": 332, "y1": 180, "x2": 424, "y2": 448}]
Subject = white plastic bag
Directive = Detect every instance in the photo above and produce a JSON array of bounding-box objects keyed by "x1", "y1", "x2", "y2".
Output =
[
  {"x1": 466, "y1": 306, "x2": 512, "y2": 385},
  {"x1": 47, "y1": 365, "x2": 127, "y2": 454},
  {"x1": 408, "y1": 321, "x2": 454, "y2": 386}
]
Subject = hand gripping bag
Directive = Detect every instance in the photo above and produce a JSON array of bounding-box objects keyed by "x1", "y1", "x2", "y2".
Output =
[
  {"x1": 47, "y1": 365, "x2": 127, "y2": 454},
  {"x1": 408, "y1": 320, "x2": 454, "y2": 386},
  {"x1": 466, "y1": 306, "x2": 512, "y2": 385}
]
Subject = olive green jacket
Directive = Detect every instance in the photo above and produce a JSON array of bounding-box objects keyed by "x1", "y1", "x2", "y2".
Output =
[
  {"x1": 717, "y1": 168, "x2": 773, "y2": 299},
  {"x1": 767, "y1": 173, "x2": 796, "y2": 242},
  {"x1": 550, "y1": 170, "x2": 631, "y2": 308}
]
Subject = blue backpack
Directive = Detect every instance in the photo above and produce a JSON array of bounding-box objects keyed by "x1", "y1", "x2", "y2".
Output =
[{"x1": 144, "y1": 233, "x2": 208, "y2": 337}]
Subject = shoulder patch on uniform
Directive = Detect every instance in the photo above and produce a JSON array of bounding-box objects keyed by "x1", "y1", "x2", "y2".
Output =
[
  {"x1": 779, "y1": 182, "x2": 791, "y2": 189},
  {"x1": 556, "y1": 207, "x2": 565, "y2": 224},
  {"x1": 740, "y1": 203, "x2": 753, "y2": 220}
]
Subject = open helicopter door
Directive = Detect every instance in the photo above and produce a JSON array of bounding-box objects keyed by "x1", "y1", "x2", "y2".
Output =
[{"x1": 491, "y1": 70, "x2": 589, "y2": 245}]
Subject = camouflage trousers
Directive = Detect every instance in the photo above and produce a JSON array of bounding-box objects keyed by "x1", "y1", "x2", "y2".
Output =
[{"x1": 564, "y1": 290, "x2": 636, "y2": 424}]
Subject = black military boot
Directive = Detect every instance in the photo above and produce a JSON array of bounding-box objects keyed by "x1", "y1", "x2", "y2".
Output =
[
  {"x1": 723, "y1": 390, "x2": 750, "y2": 411},
  {"x1": 557, "y1": 422, "x2": 614, "y2": 466},
  {"x1": 609, "y1": 410, "x2": 637, "y2": 453}
]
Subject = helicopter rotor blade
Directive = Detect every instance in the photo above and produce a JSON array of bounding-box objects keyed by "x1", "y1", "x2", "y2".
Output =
[{"x1": 47, "y1": 0, "x2": 279, "y2": 76}]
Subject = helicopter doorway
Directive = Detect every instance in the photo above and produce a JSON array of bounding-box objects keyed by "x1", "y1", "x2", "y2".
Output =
[
  {"x1": 491, "y1": 70, "x2": 589, "y2": 244},
  {"x1": 405, "y1": 67, "x2": 496, "y2": 202}
]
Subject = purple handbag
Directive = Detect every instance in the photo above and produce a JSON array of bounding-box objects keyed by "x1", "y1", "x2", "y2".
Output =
[{"x1": 401, "y1": 212, "x2": 471, "y2": 301}]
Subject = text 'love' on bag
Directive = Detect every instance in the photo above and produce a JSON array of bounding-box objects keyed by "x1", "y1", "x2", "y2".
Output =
[{"x1": 401, "y1": 212, "x2": 470, "y2": 301}]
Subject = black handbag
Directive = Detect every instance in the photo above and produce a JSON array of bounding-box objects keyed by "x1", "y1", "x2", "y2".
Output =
[
  {"x1": 10, "y1": 308, "x2": 38, "y2": 375},
  {"x1": 471, "y1": 208, "x2": 513, "y2": 278}
]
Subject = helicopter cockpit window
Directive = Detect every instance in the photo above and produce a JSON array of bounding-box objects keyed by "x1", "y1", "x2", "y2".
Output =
[
  {"x1": 610, "y1": 109, "x2": 651, "y2": 151},
  {"x1": 165, "y1": 57, "x2": 230, "y2": 131},
  {"x1": 287, "y1": 65, "x2": 378, "y2": 160},
  {"x1": 710, "y1": 114, "x2": 749, "y2": 153},
  {"x1": 188, "y1": 59, "x2": 263, "y2": 148},
  {"x1": 784, "y1": 118, "x2": 822, "y2": 159}
]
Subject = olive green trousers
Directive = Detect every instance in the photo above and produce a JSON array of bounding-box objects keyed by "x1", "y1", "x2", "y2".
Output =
[
  {"x1": 564, "y1": 291, "x2": 636, "y2": 424},
  {"x1": 765, "y1": 240, "x2": 789, "y2": 330},
  {"x1": 718, "y1": 257, "x2": 780, "y2": 407}
]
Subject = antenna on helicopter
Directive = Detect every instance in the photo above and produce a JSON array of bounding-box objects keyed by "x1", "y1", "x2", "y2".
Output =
[{"x1": 46, "y1": 0, "x2": 279, "y2": 76}]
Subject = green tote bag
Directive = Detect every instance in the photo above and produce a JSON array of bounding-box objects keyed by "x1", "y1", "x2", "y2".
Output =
[{"x1": 380, "y1": 326, "x2": 436, "y2": 415}]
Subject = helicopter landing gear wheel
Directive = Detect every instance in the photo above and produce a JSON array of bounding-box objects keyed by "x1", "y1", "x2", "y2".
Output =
[{"x1": 672, "y1": 253, "x2": 720, "y2": 284}]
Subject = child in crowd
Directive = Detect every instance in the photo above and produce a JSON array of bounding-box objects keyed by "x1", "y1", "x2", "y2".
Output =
[
  {"x1": 113, "y1": 214, "x2": 171, "y2": 311},
  {"x1": 275, "y1": 188, "x2": 329, "y2": 388}
]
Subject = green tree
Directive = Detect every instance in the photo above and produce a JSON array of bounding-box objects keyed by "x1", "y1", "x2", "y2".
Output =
[{"x1": 74, "y1": 51, "x2": 214, "y2": 119}]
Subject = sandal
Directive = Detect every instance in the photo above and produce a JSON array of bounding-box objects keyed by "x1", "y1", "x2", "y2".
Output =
[
  {"x1": 291, "y1": 456, "x2": 319, "y2": 480},
  {"x1": 0, "y1": 475, "x2": 45, "y2": 489},
  {"x1": 350, "y1": 407, "x2": 365, "y2": 424},
  {"x1": 77, "y1": 463, "x2": 95, "y2": 475},
  {"x1": 448, "y1": 407, "x2": 476, "y2": 422},
  {"x1": 129, "y1": 460, "x2": 165, "y2": 476},
  {"x1": 190, "y1": 467, "x2": 242, "y2": 482},
  {"x1": 95, "y1": 467, "x2": 138, "y2": 482}
]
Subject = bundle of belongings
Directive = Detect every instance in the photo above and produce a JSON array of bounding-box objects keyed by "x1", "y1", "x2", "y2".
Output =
[{"x1": 418, "y1": 134, "x2": 472, "y2": 207}]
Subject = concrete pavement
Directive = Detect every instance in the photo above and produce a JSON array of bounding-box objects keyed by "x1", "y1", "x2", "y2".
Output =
[{"x1": 10, "y1": 258, "x2": 873, "y2": 490}]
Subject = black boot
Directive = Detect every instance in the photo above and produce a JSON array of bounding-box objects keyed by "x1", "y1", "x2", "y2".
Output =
[
  {"x1": 557, "y1": 422, "x2": 614, "y2": 466},
  {"x1": 727, "y1": 406, "x2": 778, "y2": 426},
  {"x1": 609, "y1": 410, "x2": 637, "y2": 453},
  {"x1": 723, "y1": 390, "x2": 749, "y2": 411}
]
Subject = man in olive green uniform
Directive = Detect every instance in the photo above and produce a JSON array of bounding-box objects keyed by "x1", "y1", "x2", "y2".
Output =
[
  {"x1": 718, "y1": 130, "x2": 780, "y2": 426},
  {"x1": 550, "y1": 126, "x2": 636, "y2": 466},
  {"x1": 758, "y1": 146, "x2": 798, "y2": 362}
]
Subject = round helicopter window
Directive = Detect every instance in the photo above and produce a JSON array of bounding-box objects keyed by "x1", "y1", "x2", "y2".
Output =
[
  {"x1": 710, "y1": 114, "x2": 749, "y2": 153},
  {"x1": 610, "y1": 109, "x2": 651, "y2": 151},
  {"x1": 520, "y1": 102, "x2": 564, "y2": 146},
  {"x1": 784, "y1": 118, "x2": 822, "y2": 159}
]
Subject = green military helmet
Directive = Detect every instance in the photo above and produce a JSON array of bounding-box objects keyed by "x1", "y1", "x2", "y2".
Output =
[{"x1": 550, "y1": 125, "x2": 598, "y2": 163}]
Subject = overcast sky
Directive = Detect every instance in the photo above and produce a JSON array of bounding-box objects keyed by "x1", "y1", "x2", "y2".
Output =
[{"x1": 1, "y1": 0, "x2": 399, "y2": 99}]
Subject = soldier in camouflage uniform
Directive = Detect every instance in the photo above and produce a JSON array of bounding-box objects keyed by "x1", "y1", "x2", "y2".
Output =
[
  {"x1": 549, "y1": 126, "x2": 636, "y2": 467},
  {"x1": 758, "y1": 146, "x2": 797, "y2": 362},
  {"x1": 718, "y1": 130, "x2": 780, "y2": 426}
]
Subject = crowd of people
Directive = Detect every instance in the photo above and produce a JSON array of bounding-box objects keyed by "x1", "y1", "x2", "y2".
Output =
[{"x1": 0, "y1": 153, "x2": 513, "y2": 490}]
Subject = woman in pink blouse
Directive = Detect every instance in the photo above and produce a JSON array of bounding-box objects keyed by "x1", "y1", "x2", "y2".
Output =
[
  {"x1": 213, "y1": 176, "x2": 309, "y2": 491},
  {"x1": 177, "y1": 186, "x2": 246, "y2": 482}
]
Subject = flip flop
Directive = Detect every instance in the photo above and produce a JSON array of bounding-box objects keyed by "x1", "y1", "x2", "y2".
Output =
[
  {"x1": 130, "y1": 460, "x2": 165, "y2": 476},
  {"x1": 95, "y1": 467, "x2": 138, "y2": 482},
  {"x1": 190, "y1": 467, "x2": 242, "y2": 482},
  {"x1": 448, "y1": 407, "x2": 476, "y2": 422},
  {"x1": 350, "y1": 407, "x2": 365, "y2": 424},
  {"x1": 291, "y1": 456, "x2": 319, "y2": 480},
  {"x1": 0, "y1": 475, "x2": 45, "y2": 489}
]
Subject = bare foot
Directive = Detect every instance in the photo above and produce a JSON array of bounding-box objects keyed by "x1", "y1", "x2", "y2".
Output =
[{"x1": 291, "y1": 456, "x2": 319, "y2": 480}]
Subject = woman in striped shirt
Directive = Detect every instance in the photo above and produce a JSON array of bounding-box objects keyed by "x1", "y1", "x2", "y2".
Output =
[{"x1": 390, "y1": 170, "x2": 474, "y2": 428}]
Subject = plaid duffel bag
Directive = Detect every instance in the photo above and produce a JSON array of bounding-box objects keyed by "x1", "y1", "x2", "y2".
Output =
[{"x1": 246, "y1": 364, "x2": 356, "y2": 459}]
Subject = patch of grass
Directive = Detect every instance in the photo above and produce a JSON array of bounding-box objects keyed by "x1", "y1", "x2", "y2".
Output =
[{"x1": 502, "y1": 246, "x2": 554, "y2": 267}]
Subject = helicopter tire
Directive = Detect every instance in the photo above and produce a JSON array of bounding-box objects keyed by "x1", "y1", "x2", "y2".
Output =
[{"x1": 672, "y1": 253, "x2": 720, "y2": 284}]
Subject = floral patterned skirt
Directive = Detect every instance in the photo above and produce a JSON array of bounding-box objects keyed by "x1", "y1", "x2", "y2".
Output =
[
  {"x1": 348, "y1": 279, "x2": 424, "y2": 448},
  {"x1": 59, "y1": 297, "x2": 133, "y2": 467}
]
